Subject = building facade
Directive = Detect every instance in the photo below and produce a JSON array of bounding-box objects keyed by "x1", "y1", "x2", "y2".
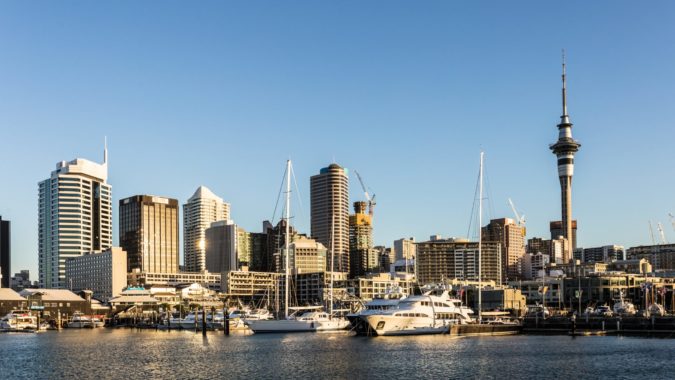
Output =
[
  {"x1": 128, "y1": 269, "x2": 221, "y2": 291},
  {"x1": 183, "y1": 186, "x2": 229, "y2": 272},
  {"x1": 119, "y1": 195, "x2": 179, "y2": 273},
  {"x1": 38, "y1": 150, "x2": 112, "y2": 288},
  {"x1": 205, "y1": 220, "x2": 249, "y2": 274},
  {"x1": 581, "y1": 245, "x2": 625, "y2": 263},
  {"x1": 416, "y1": 238, "x2": 502, "y2": 285},
  {"x1": 349, "y1": 201, "x2": 378, "y2": 277},
  {"x1": 310, "y1": 163, "x2": 349, "y2": 273},
  {"x1": 520, "y1": 252, "x2": 551, "y2": 280},
  {"x1": 394, "y1": 237, "x2": 416, "y2": 261},
  {"x1": 65, "y1": 247, "x2": 127, "y2": 301},
  {"x1": 482, "y1": 218, "x2": 525, "y2": 281},
  {"x1": 289, "y1": 235, "x2": 327, "y2": 274},
  {"x1": 0, "y1": 216, "x2": 10, "y2": 288},
  {"x1": 627, "y1": 243, "x2": 675, "y2": 271},
  {"x1": 550, "y1": 220, "x2": 578, "y2": 252}
]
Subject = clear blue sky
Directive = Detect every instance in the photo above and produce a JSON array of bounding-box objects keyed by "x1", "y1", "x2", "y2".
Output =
[{"x1": 1, "y1": 1, "x2": 674, "y2": 278}]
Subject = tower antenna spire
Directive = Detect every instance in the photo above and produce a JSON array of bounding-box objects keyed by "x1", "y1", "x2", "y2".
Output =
[
  {"x1": 561, "y1": 49, "x2": 569, "y2": 123},
  {"x1": 103, "y1": 136, "x2": 108, "y2": 165}
]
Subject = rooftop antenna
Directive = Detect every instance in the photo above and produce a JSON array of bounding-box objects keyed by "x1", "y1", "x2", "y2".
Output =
[
  {"x1": 561, "y1": 49, "x2": 570, "y2": 124},
  {"x1": 103, "y1": 136, "x2": 108, "y2": 165}
]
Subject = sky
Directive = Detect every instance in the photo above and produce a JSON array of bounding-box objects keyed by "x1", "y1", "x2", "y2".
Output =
[{"x1": 1, "y1": 1, "x2": 674, "y2": 278}]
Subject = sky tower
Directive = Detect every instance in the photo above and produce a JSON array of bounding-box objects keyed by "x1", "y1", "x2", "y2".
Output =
[{"x1": 549, "y1": 52, "x2": 581, "y2": 263}]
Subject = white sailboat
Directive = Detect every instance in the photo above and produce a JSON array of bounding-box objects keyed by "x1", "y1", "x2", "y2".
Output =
[
  {"x1": 247, "y1": 160, "x2": 334, "y2": 333},
  {"x1": 316, "y1": 214, "x2": 350, "y2": 331}
]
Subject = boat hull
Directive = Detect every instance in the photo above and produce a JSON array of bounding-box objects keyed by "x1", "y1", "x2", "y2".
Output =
[
  {"x1": 363, "y1": 315, "x2": 451, "y2": 336},
  {"x1": 246, "y1": 319, "x2": 319, "y2": 333}
]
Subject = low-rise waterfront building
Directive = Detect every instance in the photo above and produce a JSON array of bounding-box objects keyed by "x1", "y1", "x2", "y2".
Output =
[
  {"x1": 0, "y1": 288, "x2": 26, "y2": 316},
  {"x1": 127, "y1": 269, "x2": 221, "y2": 291},
  {"x1": 19, "y1": 288, "x2": 90, "y2": 318},
  {"x1": 512, "y1": 277, "x2": 566, "y2": 307},
  {"x1": 109, "y1": 287, "x2": 159, "y2": 313}
]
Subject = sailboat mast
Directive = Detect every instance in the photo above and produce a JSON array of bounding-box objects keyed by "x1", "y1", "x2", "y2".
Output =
[
  {"x1": 330, "y1": 213, "x2": 335, "y2": 316},
  {"x1": 478, "y1": 151, "x2": 484, "y2": 323},
  {"x1": 284, "y1": 160, "x2": 291, "y2": 319}
]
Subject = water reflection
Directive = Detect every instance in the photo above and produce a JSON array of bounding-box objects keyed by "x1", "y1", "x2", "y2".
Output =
[{"x1": 1, "y1": 330, "x2": 675, "y2": 379}]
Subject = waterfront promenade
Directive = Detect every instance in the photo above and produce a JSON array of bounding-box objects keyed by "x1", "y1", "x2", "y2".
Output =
[{"x1": 2, "y1": 329, "x2": 675, "y2": 379}]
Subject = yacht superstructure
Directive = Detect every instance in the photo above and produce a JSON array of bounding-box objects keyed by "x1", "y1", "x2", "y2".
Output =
[{"x1": 363, "y1": 288, "x2": 474, "y2": 336}]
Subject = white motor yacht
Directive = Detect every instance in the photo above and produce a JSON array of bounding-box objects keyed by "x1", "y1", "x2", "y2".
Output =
[
  {"x1": 0, "y1": 310, "x2": 38, "y2": 330},
  {"x1": 363, "y1": 289, "x2": 474, "y2": 336},
  {"x1": 613, "y1": 301, "x2": 636, "y2": 316},
  {"x1": 348, "y1": 287, "x2": 407, "y2": 334},
  {"x1": 67, "y1": 312, "x2": 94, "y2": 328},
  {"x1": 179, "y1": 312, "x2": 204, "y2": 330}
]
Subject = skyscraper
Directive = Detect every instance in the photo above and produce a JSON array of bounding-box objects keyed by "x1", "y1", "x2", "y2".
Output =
[
  {"x1": 183, "y1": 186, "x2": 229, "y2": 272},
  {"x1": 549, "y1": 54, "x2": 581, "y2": 264},
  {"x1": 0, "y1": 216, "x2": 10, "y2": 288},
  {"x1": 349, "y1": 201, "x2": 378, "y2": 277},
  {"x1": 310, "y1": 163, "x2": 349, "y2": 273},
  {"x1": 205, "y1": 220, "x2": 250, "y2": 274},
  {"x1": 119, "y1": 195, "x2": 179, "y2": 273},
  {"x1": 482, "y1": 218, "x2": 525, "y2": 281},
  {"x1": 38, "y1": 147, "x2": 112, "y2": 288}
]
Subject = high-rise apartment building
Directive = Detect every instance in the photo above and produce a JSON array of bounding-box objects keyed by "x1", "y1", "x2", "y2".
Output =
[
  {"x1": 581, "y1": 245, "x2": 625, "y2": 263},
  {"x1": 310, "y1": 163, "x2": 349, "y2": 273},
  {"x1": 183, "y1": 186, "x2": 229, "y2": 272},
  {"x1": 289, "y1": 235, "x2": 327, "y2": 274},
  {"x1": 0, "y1": 216, "x2": 10, "y2": 288},
  {"x1": 38, "y1": 149, "x2": 112, "y2": 288},
  {"x1": 526, "y1": 237, "x2": 551, "y2": 256},
  {"x1": 119, "y1": 195, "x2": 179, "y2": 273},
  {"x1": 349, "y1": 201, "x2": 377, "y2": 277},
  {"x1": 65, "y1": 247, "x2": 127, "y2": 301},
  {"x1": 550, "y1": 220, "x2": 577, "y2": 251},
  {"x1": 482, "y1": 218, "x2": 525, "y2": 281},
  {"x1": 416, "y1": 238, "x2": 502, "y2": 285},
  {"x1": 394, "y1": 237, "x2": 416, "y2": 261},
  {"x1": 549, "y1": 56, "x2": 581, "y2": 263},
  {"x1": 205, "y1": 220, "x2": 249, "y2": 274}
]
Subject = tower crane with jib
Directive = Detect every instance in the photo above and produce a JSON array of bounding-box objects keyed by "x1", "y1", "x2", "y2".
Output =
[
  {"x1": 508, "y1": 198, "x2": 526, "y2": 237},
  {"x1": 354, "y1": 170, "x2": 376, "y2": 218}
]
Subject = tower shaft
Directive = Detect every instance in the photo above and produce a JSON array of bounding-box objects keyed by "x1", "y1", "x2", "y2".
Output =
[{"x1": 550, "y1": 52, "x2": 580, "y2": 262}]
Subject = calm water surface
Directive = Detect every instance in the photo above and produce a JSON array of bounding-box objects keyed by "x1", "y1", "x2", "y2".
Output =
[{"x1": 1, "y1": 329, "x2": 674, "y2": 379}]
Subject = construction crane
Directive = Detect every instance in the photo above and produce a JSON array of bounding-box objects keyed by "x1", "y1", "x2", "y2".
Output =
[
  {"x1": 657, "y1": 222, "x2": 668, "y2": 244},
  {"x1": 354, "y1": 170, "x2": 376, "y2": 217},
  {"x1": 648, "y1": 221, "x2": 656, "y2": 245},
  {"x1": 669, "y1": 213, "x2": 675, "y2": 232},
  {"x1": 507, "y1": 198, "x2": 526, "y2": 236}
]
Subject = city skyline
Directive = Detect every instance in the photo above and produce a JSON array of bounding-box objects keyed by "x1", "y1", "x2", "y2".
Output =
[{"x1": 1, "y1": 2, "x2": 675, "y2": 277}]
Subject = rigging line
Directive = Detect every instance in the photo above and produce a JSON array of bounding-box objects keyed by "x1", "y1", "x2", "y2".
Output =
[
  {"x1": 290, "y1": 162, "x2": 304, "y2": 225},
  {"x1": 483, "y1": 156, "x2": 495, "y2": 222},
  {"x1": 271, "y1": 161, "x2": 289, "y2": 224},
  {"x1": 467, "y1": 159, "x2": 481, "y2": 240}
]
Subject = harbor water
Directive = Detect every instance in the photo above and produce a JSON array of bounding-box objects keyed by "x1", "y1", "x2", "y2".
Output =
[{"x1": 1, "y1": 329, "x2": 675, "y2": 379}]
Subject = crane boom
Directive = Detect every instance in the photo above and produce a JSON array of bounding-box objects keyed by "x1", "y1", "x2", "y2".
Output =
[
  {"x1": 669, "y1": 213, "x2": 675, "y2": 232},
  {"x1": 354, "y1": 170, "x2": 376, "y2": 217},
  {"x1": 657, "y1": 222, "x2": 668, "y2": 244},
  {"x1": 649, "y1": 221, "x2": 656, "y2": 245},
  {"x1": 354, "y1": 170, "x2": 370, "y2": 201}
]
